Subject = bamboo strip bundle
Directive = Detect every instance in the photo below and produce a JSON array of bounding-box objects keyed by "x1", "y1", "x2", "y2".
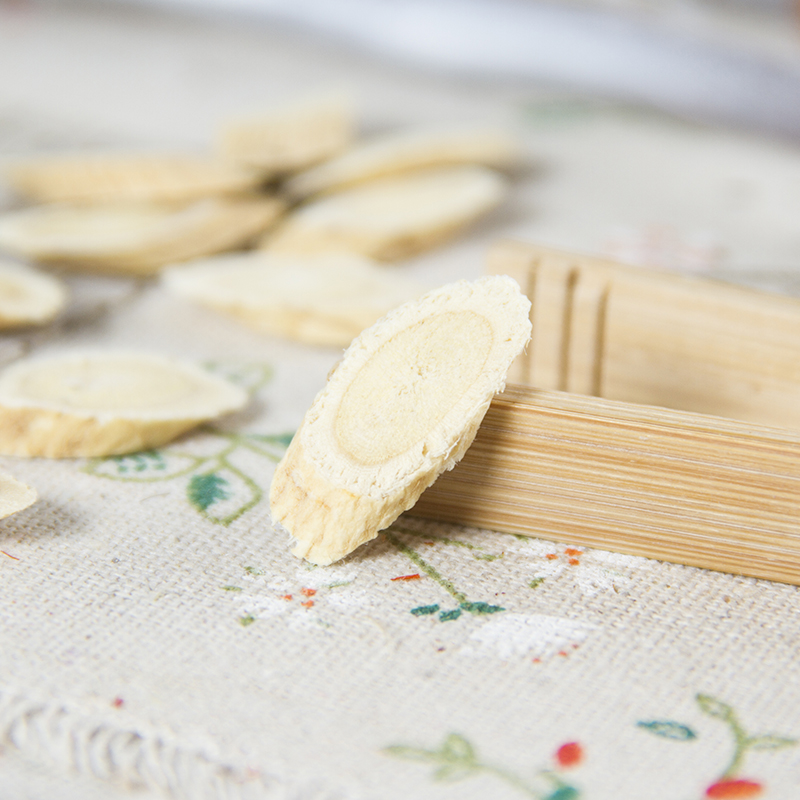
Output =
[
  {"x1": 414, "y1": 241, "x2": 800, "y2": 584},
  {"x1": 414, "y1": 385, "x2": 800, "y2": 584}
]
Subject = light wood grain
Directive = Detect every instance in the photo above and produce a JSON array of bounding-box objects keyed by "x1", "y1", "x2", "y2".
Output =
[
  {"x1": 414, "y1": 241, "x2": 800, "y2": 584},
  {"x1": 488, "y1": 240, "x2": 800, "y2": 428},
  {"x1": 414, "y1": 385, "x2": 800, "y2": 584}
]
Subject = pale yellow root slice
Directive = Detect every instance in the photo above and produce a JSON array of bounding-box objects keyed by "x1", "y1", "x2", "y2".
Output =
[
  {"x1": 262, "y1": 166, "x2": 506, "y2": 261},
  {"x1": 0, "y1": 351, "x2": 249, "y2": 457},
  {"x1": 162, "y1": 250, "x2": 428, "y2": 347},
  {"x1": 217, "y1": 93, "x2": 355, "y2": 175},
  {"x1": 3, "y1": 154, "x2": 263, "y2": 205},
  {"x1": 0, "y1": 471, "x2": 37, "y2": 519},
  {"x1": 269, "y1": 275, "x2": 532, "y2": 565},
  {"x1": 285, "y1": 126, "x2": 520, "y2": 199},
  {"x1": 0, "y1": 259, "x2": 67, "y2": 329},
  {"x1": 0, "y1": 196, "x2": 284, "y2": 276}
]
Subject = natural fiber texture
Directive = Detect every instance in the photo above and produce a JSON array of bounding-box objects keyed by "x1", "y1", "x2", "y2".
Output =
[{"x1": 3, "y1": 5, "x2": 800, "y2": 800}]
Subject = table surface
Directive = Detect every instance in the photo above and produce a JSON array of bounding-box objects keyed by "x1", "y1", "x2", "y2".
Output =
[{"x1": 1, "y1": 3, "x2": 799, "y2": 799}]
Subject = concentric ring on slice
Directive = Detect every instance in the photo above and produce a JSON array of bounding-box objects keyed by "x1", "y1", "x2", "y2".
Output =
[
  {"x1": 0, "y1": 196, "x2": 284, "y2": 276},
  {"x1": 0, "y1": 259, "x2": 66, "y2": 329},
  {"x1": 0, "y1": 351, "x2": 249, "y2": 457},
  {"x1": 263, "y1": 165, "x2": 506, "y2": 261},
  {"x1": 163, "y1": 251, "x2": 427, "y2": 347},
  {"x1": 269, "y1": 275, "x2": 532, "y2": 565}
]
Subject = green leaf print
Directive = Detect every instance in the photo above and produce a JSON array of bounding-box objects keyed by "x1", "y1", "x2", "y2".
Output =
[
  {"x1": 440, "y1": 733, "x2": 475, "y2": 762},
  {"x1": 639, "y1": 693, "x2": 798, "y2": 788},
  {"x1": 85, "y1": 450, "x2": 201, "y2": 481},
  {"x1": 188, "y1": 472, "x2": 230, "y2": 512},
  {"x1": 637, "y1": 720, "x2": 697, "y2": 741},
  {"x1": 746, "y1": 734, "x2": 797, "y2": 751},
  {"x1": 385, "y1": 732, "x2": 583, "y2": 798},
  {"x1": 696, "y1": 694, "x2": 736, "y2": 722}
]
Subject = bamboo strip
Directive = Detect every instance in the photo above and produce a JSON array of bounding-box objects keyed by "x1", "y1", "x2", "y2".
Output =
[{"x1": 413, "y1": 385, "x2": 800, "y2": 585}]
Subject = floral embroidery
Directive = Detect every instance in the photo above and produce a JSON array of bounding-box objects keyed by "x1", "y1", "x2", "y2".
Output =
[
  {"x1": 82, "y1": 363, "x2": 293, "y2": 526},
  {"x1": 227, "y1": 562, "x2": 360, "y2": 628},
  {"x1": 638, "y1": 693, "x2": 797, "y2": 797},
  {"x1": 384, "y1": 528, "x2": 504, "y2": 622},
  {"x1": 384, "y1": 733, "x2": 584, "y2": 798}
]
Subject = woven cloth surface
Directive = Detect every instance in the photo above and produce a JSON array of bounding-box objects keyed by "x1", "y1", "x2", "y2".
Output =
[{"x1": 1, "y1": 4, "x2": 799, "y2": 800}]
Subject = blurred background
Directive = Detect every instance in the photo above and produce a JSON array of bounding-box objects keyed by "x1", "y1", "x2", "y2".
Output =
[{"x1": 4, "y1": 0, "x2": 800, "y2": 287}]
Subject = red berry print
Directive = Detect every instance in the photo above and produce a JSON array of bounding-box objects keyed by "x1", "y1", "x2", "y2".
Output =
[
  {"x1": 555, "y1": 741, "x2": 583, "y2": 768},
  {"x1": 706, "y1": 779, "x2": 763, "y2": 798}
]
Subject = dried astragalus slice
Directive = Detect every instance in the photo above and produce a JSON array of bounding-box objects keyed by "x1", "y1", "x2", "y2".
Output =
[
  {"x1": 0, "y1": 196, "x2": 284, "y2": 276},
  {"x1": 3, "y1": 154, "x2": 262, "y2": 204},
  {"x1": 0, "y1": 351, "x2": 248, "y2": 457},
  {"x1": 286, "y1": 126, "x2": 520, "y2": 199},
  {"x1": 0, "y1": 259, "x2": 66, "y2": 329},
  {"x1": 163, "y1": 251, "x2": 427, "y2": 347},
  {"x1": 0, "y1": 471, "x2": 37, "y2": 519},
  {"x1": 269, "y1": 275, "x2": 531, "y2": 565},
  {"x1": 263, "y1": 165, "x2": 506, "y2": 261},
  {"x1": 218, "y1": 93, "x2": 354, "y2": 175}
]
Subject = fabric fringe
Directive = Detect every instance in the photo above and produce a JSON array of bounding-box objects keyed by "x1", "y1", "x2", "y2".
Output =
[{"x1": 0, "y1": 686, "x2": 336, "y2": 800}]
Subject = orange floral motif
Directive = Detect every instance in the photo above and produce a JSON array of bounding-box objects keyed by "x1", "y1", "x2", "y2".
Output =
[
  {"x1": 555, "y1": 742, "x2": 583, "y2": 768},
  {"x1": 706, "y1": 779, "x2": 762, "y2": 798}
]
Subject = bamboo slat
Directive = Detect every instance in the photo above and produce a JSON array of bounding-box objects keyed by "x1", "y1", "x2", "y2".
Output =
[{"x1": 413, "y1": 385, "x2": 800, "y2": 584}]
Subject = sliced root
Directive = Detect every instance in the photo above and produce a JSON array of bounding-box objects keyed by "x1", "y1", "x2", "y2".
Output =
[
  {"x1": 269, "y1": 275, "x2": 531, "y2": 565},
  {"x1": 286, "y1": 126, "x2": 520, "y2": 199},
  {"x1": 262, "y1": 165, "x2": 506, "y2": 261},
  {"x1": 162, "y1": 251, "x2": 427, "y2": 347},
  {"x1": 0, "y1": 351, "x2": 248, "y2": 457},
  {"x1": 217, "y1": 93, "x2": 354, "y2": 175},
  {"x1": 0, "y1": 196, "x2": 284, "y2": 276},
  {"x1": 0, "y1": 259, "x2": 66, "y2": 329},
  {"x1": 0, "y1": 472, "x2": 37, "y2": 520},
  {"x1": 3, "y1": 154, "x2": 262, "y2": 205}
]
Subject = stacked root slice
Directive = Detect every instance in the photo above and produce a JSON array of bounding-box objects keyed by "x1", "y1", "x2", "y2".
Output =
[
  {"x1": 0, "y1": 97, "x2": 519, "y2": 349},
  {"x1": 269, "y1": 275, "x2": 532, "y2": 565},
  {"x1": 262, "y1": 165, "x2": 507, "y2": 261},
  {"x1": 3, "y1": 154, "x2": 264, "y2": 205},
  {"x1": 0, "y1": 196, "x2": 284, "y2": 276},
  {"x1": 285, "y1": 125, "x2": 519, "y2": 199},
  {"x1": 217, "y1": 92, "x2": 355, "y2": 176},
  {"x1": 0, "y1": 351, "x2": 248, "y2": 457},
  {"x1": 163, "y1": 251, "x2": 427, "y2": 347}
]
